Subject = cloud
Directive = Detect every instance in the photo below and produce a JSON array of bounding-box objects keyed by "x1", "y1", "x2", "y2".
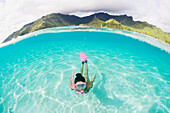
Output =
[{"x1": 0, "y1": 0, "x2": 170, "y2": 43}]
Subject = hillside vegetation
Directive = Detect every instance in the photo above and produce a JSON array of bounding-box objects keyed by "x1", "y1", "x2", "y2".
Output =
[{"x1": 3, "y1": 12, "x2": 170, "y2": 44}]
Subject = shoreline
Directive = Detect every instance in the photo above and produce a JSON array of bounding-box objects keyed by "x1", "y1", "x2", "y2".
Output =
[{"x1": 0, "y1": 26, "x2": 170, "y2": 54}]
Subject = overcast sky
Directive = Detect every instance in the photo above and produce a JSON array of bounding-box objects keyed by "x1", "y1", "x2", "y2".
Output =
[{"x1": 0, "y1": 0, "x2": 170, "y2": 43}]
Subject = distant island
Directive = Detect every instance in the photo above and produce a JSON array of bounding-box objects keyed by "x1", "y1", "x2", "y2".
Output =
[{"x1": 3, "y1": 12, "x2": 170, "y2": 44}]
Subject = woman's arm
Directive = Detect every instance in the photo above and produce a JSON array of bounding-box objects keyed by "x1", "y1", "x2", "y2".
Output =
[
  {"x1": 86, "y1": 74, "x2": 96, "y2": 89},
  {"x1": 70, "y1": 71, "x2": 75, "y2": 90},
  {"x1": 70, "y1": 78, "x2": 74, "y2": 90},
  {"x1": 90, "y1": 74, "x2": 96, "y2": 83}
]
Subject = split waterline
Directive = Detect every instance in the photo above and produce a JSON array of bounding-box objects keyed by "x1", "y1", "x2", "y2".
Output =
[
  {"x1": 1, "y1": 26, "x2": 170, "y2": 53},
  {"x1": 0, "y1": 26, "x2": 170, "y2": 112}
]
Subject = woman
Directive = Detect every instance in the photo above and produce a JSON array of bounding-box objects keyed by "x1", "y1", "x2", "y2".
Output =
[{"x1": 70, "y1": 53, "x2": 96, "y2": 95}]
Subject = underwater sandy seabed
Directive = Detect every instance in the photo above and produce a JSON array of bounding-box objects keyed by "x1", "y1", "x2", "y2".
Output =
[{"x1": 0, "y1": 26, "x2": 170, "y2": 113}]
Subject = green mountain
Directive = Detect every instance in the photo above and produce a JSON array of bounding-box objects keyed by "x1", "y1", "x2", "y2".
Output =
[{"x1": 3, "y1": 12, "x2": 170, "y2": 44}]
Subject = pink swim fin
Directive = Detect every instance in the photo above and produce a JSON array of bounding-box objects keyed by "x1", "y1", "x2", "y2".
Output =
[
  {"x1": 80, "y1": 52, "x2": 85, "y2": 62},
  {"x1": 84, "y1": 57, "x2": 88, "y2": 61}
]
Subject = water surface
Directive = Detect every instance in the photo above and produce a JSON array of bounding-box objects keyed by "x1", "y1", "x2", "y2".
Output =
[{"x1": 0, "y1": 30, "x2": 170, "y2": 113}]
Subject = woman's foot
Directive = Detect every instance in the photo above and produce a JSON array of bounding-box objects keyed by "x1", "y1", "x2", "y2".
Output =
[
  {"x1": 80, "y1": 52, "x2": 85, "y2": 62},
  {"x1": 80, "y1": 52, "x2": 88, "y2": 63},
  {"x1": 85, "y1": 57, "x2": 88, "y2": 63}
]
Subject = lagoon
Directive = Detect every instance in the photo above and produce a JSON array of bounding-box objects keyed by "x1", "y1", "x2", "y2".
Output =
[{"x1": 0, "y1": 27, "x2": 169, "y2": 113}]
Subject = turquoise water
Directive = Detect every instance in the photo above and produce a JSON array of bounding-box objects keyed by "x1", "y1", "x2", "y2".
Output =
[{"x1": 0, "y1": 31, "x2": 170, "y2": 113}]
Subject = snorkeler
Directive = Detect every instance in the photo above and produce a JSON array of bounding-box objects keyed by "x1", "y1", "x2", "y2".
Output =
[{"x1": 70, "y1": 52, "x2": 96, "y2": 95}]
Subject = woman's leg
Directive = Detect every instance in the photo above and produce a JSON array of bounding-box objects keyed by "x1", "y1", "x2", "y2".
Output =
[
  {"x1": 79, "y1": 62, "x2": 84, "y2": 75},
  {"x1": 84, "y1": 61, "x2": 90, "y2": 82}
]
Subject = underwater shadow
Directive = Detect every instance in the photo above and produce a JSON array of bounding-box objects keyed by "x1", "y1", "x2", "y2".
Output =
[{"x1": 93, "y1": 73, "x2": 123, "y2": 108}]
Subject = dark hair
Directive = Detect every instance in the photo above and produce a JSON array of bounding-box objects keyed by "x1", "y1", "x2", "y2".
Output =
[{"x1": 74, "y1": 73, "x2": 85, "y2": 84}]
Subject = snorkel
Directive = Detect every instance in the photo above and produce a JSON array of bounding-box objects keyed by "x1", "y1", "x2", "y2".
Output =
[
  {"x1": 72, "y1": 71, "x2": 76, "y2": 89},
  {"x1": 76, "y1": 90, "x2": 85, "y2": 95},
  {"x1": 72, "y1": 71, "x2": 86, "y2": 95}
]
